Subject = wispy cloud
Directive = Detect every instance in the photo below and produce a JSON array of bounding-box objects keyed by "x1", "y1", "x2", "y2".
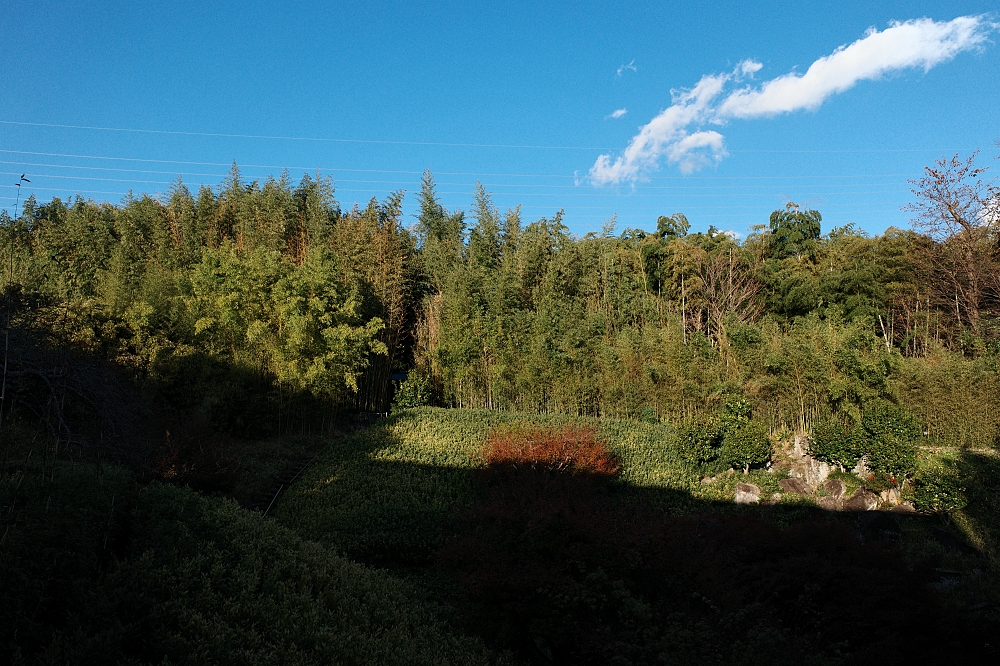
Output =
[
  {"x1": 606, "y1": 108, "x2": 628, "y2": 119},
  {"x1": 616, "y1": 59, "x2": 637, "y2": 78},
  {"x1": 590, "y1": 72, "x2": 731, "y2": 181},
  {"x1": 591, "y1": 16, "x2": 995, "y2": 185}
]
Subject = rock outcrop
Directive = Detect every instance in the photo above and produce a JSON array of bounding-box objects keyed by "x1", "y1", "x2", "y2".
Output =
[
  {"x1": 852, "y1": 457, "x2": 870, "y2": 479},
  {"x1": 735, "y1": 482, "x2": 760, "y2": 505},
  {"x1": 843, "y1": 487, "x2": 878, "y2": 512},
  {"x1": 779, "y1": 477, "x2": 814, "y2": 495},
  {"x1": 788, "y1": 435, "x2": 833, "y2": 486},
  {"x1": 817, "y1": 496, "x2": 842, "y2": 511},
  {"x1": 822, "y1": 479, "x2": 846, "y2": 499}
]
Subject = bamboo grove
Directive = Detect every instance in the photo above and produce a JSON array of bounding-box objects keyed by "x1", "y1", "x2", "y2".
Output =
[{"x1": 2, "y1": 152, "x2": 999, "y2": 447}]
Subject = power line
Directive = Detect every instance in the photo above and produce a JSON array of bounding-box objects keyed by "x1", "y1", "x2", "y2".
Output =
[
  {"x1": 0, "y1": 184, "x2": 912, "y2": 207},
  {"x1": 0, "y1": 150, "x2": 918, "y2": 180},
  {"x1": 0, "y1": 162, "x2": 914, "y2": 192},
  {"x1": 0, "y1": 187, "x2": 907, "y2": 213},
  {"x1": 0, "y1": 120, "x2": 615, "y2": 151},
  {"x1": 1, "y1": 119, "x2": 976, "y2": 154}
]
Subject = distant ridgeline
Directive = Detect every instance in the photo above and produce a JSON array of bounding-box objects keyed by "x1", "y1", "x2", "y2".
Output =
[{"x1": 2, "y1": 156, "x2": 998, "y2": 446}]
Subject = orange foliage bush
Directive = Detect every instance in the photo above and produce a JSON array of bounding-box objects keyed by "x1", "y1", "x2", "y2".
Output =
[{"x1": 483, "y1": 425, "x2": 620, "y2": 477}]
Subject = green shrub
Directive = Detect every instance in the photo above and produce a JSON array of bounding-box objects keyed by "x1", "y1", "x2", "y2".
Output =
[
  {"x1": 909, "y1": 461, "x2": 968, "y2": 514},
  {"x1": 674, "y1": 419, "x2": 723, "y2": 466},
  {"x1": 810, "y1": 416, "x2": 863, "y2": 468},
  {"x1": 811, "y1": 404, "x2": 920, "y2": 481},
  {"x1": 392, "y1": 371, "x2": 434, "y2": 410},
  {"x1": 861, "y1": 402, "x2": 920, "y2": 479},
  {"x1": 862, "y1": 402, "x2": 921, "y2": 442},
  {"x1": 722, "y1": 396, "x2": 753, "y2": 422},
  {"x1": 721, "y1": 419, "x2": 772, "y2": 473},
  {"x1": 674, "y1": 400, "x2": 773, "y2": 473}
]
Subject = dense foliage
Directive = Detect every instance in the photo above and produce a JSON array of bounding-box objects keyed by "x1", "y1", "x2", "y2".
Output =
[
  {"x1": 1, "y1": 166, "x2": 418, "y2": 436},
  {"x1": 811, "y1": 402, "x2": 921, "y2": 481},
  {"x1": 1, "y1": 153, "x2": 999, "y2": 448}
]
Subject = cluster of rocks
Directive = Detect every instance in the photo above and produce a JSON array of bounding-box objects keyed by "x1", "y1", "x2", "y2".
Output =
[
  {"x1": 729, "y1": 435, "x2": 916, "y2": 512},
  {"x1": 733, "y1": 478, "x2": 913, "y2": 512}
]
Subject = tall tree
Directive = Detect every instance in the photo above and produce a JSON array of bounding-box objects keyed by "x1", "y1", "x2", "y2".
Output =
[
  {"x1": 415, "y1": 170, "x2": 465, "y2": 292},
  {"x1": 768, "y1": 203, "x2": 822, "y2": 260},
  {"x1": 468, "y1": 182, "x2": 501, "y2": 269},
  {"x1": 904, "y1": 151, "x2": 1000, "y2": 332}
]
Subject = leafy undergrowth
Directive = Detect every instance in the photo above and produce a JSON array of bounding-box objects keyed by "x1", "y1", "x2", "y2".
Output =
[
  {"x1": 111, "y1": 484, "x2": 510, "y2": 666},
  {"x1": 149, "y1": 415, "x2": 332, "y2": 506},
  {"x1": 276, "y1": 408, "x2": 1000, "y2": 665},
  {"x1": 0, "y1": 429, "x2": 513, "y2": 666}
]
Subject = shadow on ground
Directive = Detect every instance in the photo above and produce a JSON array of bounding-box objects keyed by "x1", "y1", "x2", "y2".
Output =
[{"x1": 275, "y1": 415, "x2": 999, "y2": 666}]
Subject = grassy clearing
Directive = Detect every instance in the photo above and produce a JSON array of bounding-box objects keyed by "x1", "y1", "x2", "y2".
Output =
[
  {"x1": 6, "y1": 406, "x2": 998, "y2": 664},
  {"x1": 275, "y1": 407, "x2": 976, "y2": 558},
  {"x1": 273, "y1": 409, "x2": 606, "y2": 565}
]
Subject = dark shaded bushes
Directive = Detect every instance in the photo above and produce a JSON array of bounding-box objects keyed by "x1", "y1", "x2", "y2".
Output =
[
  {"x1": 435, "y1": 426, "x2": 996, "y2": 665},
  {"x1": 1, "y1": 453, "x2": 509, "y2": 665}
]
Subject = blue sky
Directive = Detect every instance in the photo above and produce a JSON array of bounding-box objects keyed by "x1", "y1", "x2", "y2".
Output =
[{"x1": 1, "y1": 0, "x2": 998, "y2": 237}]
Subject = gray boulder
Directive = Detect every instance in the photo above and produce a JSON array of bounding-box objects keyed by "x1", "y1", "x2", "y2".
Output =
[
  {"x1": 879, "y1": 488, "x2": 901, "y2": 506},
  {"x1": 779, "y1": 477, "x2": 815, "y2": 495},
  {"x1": 817, "y1": 496, "x2": 842, "y2": 511},
  {"x1": 823, "y1": 479, "x2": 846, "y2": 499},
  {"x1": 853, "y1": 457, "x2": 870, "y2": 479},
  {"x1": 843, "y1": 488, "x2": 878, "y2": 512},
  {"x1": 790, "y1": 435, "x2": 833, "y2": 486},
  {"x1": 735, "y1": 482, "x2": 761, "y2": 505}
]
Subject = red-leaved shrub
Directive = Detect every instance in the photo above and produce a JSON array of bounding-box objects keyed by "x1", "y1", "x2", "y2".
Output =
[{"x1": 483, "y1": 425, "x2": 620, "y2": 477}]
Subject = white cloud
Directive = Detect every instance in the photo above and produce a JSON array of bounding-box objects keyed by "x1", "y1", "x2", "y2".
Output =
[
  {"x1": 591, "y1": 73, "x2": 727, "y2": 184},
  {"x1": 738, "y1": 59, "x2": 763, "y2": 77},
  {"x1": 666, "y1": 131, "x2": 728, "y2": 174},
  {"x1": 590, "y1": 16, "x2": 994, "y2": 185},
  {"x1": 606, "y1": 108, "x2": 628, "y2": 119},
  {"x1": 719, "y1": 17, "x2": 991, "y2": 118},
  {"x1": 616, "y1": 59, "x2": 638, "y2": 77}
]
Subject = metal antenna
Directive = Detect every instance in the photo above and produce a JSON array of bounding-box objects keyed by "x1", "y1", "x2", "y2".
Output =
[{"x1": 0, "y1": 175, "x2": 30, "y2": 445}]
